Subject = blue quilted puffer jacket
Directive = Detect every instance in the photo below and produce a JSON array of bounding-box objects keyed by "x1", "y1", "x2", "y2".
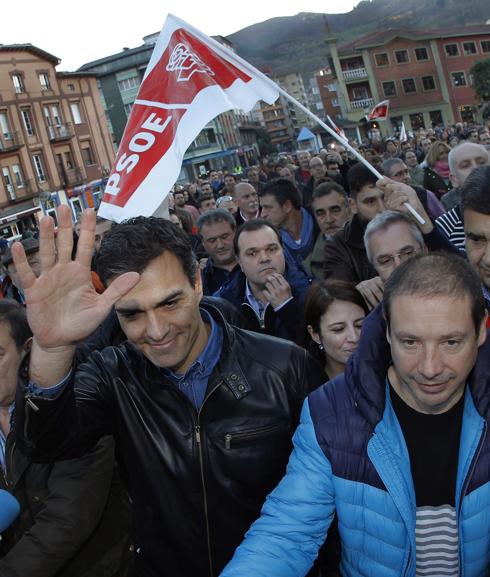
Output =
[{"x1": 220, "y1": 305, "x2": 490, "y2": 577}]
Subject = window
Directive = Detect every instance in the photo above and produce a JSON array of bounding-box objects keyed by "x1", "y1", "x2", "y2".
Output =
[
  {"x1": 327, "y1": 82, "x2": 336, "y2": 92},
  {"x1": 12, "y1": 74, "x2": 24, "y2": 94},
  {"x1": 81, "y1": 144, "x2": 95, "y2": 166},
  {"x1": 463, "y1": 41, "x2": 477, "y2": 55},
  {"x1": 382, "y1": 81, "x2": 397, "y2": 97},
  {"x1": 445, "y1": 43, "x2": 459, "y2": 57},
  {"x1": 414, "y1": 47, "x2": 429, "y2": 61},
  {"x1": 67, "y1": 83, "x2": 75, "y2": 91},
  {"x1": 402, "y1": 78, "x2": 417, "y2": 94},
  {"x1": 2, "y1": 168, "x2": 16, "y2": 200},
  {"x1": 481, "y1": 40, "x2": 490, "y2": 53},
  {"x1": 39, "y1": 73, "x2": 50, "y2": 90},
  {"x1": 409, "y1": 113, "x2": 425, "y2": 130},
  {"x1": 118, "y1": 76, "x2": 139, "y2": 92},
  {"x1": 429, "y1": 110, "x2": 443, "y2": 126},
  {"x1": 0, "y1": 113, "x2": 11, "y2": 139},
  {"x1": 422, "y1": 75, "x2": 436, "y2": 91},
  {"x1": 70, "y1": 102, "x2": 83, "y2": 124},
  {"x1": 451, "y1": 71, "x2": 467, "y2": 87},
  {"x1": 352, "y1": 86, "x2": 368, "y2": 100},
  {"x1": 375, "y1": 53, "x2": 389, "y2": 66},
  {"x1": 64, "y1": 151, "x2": 74, "y2": 170},
  {"x1": 124, "y1": 103, "x2": 133, "y2": 117},
  {"x1": 331, "y1": 98, "x2": 339, "y2": 107},
  {"x1": 395, "y1": 50, "x2": 409, "y2": 64},
  {"x1": 32, "y1": 154, "x2": 47, "y2": 182},
  {"x1": 21, "y1": 109, "x2": 34, "y2": 136},
  {"x1": 12, "y1": 165, "x2": 25, "y2": 187}
]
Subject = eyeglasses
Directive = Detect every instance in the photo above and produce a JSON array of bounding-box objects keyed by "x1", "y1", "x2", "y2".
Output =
[
  {"x1": 216, "y1": 195, "x2": 233, "y2": 206},
  {"x1": 376, "y1": 246, "x2": 421, "y2": 267}
]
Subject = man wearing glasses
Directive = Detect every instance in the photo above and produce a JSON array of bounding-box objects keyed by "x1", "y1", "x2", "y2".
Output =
[{"x1": 364, "y1": 211, "x2": 427, "y2": 284}]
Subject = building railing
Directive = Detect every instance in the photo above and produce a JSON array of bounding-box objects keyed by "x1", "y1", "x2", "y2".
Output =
[
  {"x1": 47, "y1": 123, "x2": 74, "y2": 142},
  {"x1": 349, "y1": 98, "x2": 375, "y2": 110},
  {"x1": 0, "y1": 131, "x2": 23, "y2": 152},
  {"x1": 343, "y1": 68, "x2": 368, "y2": 81},
  {"x1": 64, "y1": 167, "x2": 84, "y2": 185}
]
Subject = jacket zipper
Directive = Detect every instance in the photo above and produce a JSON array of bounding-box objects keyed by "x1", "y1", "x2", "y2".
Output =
[
  {"x1": 224, "y1": 423, "x2": 286, "y2": 450},
  {"x1": 195, "y1": 380, "x2": 224, "y2": 577},
  {"x1": 23, "y1": 394, "x2": 39, "y2": 441},
  {"x1": 457, "y1": 421, "x2": 487, "y2": 575}
]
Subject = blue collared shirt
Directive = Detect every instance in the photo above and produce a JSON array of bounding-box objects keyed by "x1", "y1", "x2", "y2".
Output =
[
  {"x1": 27, "y1": 310, "x2": 223, "y2": 412},
  {"x1": 0, "y1": 405, "x2": 15, "y2": 474},
  {"x1": 160, "y1": 310, "x2": 223, "y2": 410}
]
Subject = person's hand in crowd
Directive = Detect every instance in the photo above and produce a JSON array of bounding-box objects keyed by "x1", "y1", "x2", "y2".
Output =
[
  {"x1": 356, "y1": 276, "x2": 384, "y2": 310},
  {"x1": 263, "y1": 273, "x2": 293, "y2": 309},
  {"x1": 199, "y1": 257, "x2": 208, "y2": 270},
  {"x1": 377, "y1": 177, "x2": 433, "y2": 234},
  {"x1": 12, "y1": 206, "x2": 140, "y2": 385}
]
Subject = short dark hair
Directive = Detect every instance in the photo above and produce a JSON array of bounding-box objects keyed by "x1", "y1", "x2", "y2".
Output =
[
  {"x1": 460, "y1": 165, "x2": 490, "y2": 216},
  {"x1": 0, "y1": 298, "x2": 32, "y2": 347},
  {"x1": 96, "y1": 216, "x2": 197, "y2": 286},
  {"x1": 197, "y1": 208, "x2": 236, "y2": 235},
  {"x1": 299, "y1": 281, "x2": 368, "y2": 363},
  {"x1": 234, "y1": 218, "x2": 283, "y2": 256},
  {"x1": 383, "y1": 253, "x2": 486, "y2": 334},
  {"x1": 259, "y1": 178, "x2": 302, "y2": 210},
  {"x1": 312, "y1": 181, "x2": 347, "y2": 201},
  {"x1": 196, "y1": 193, "x2": 215, "y2": 209},
  {"x1": 347, "y1": 163, "x2": 379, "y2": 197}
]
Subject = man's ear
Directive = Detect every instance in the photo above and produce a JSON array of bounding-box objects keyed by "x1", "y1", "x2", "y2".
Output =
[
  {"x1": 449, "y1": 172, "x2": 460, "y2": 189},
  {"x1": 348, "y1": 196, "x2": 358, "y2": 215}
]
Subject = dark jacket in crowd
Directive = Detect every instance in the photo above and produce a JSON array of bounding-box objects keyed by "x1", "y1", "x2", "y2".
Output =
[
  {"x1": 324, "y1": 213, "x2": 462, "y2": 283},
  {"x1": 324, "y1": 214, "x2": 377, "y2": 283},
  {"x1": 201, "y1": 259, "x2": 238, "y2": 296},
  {"x1": 14, "y1": 302, "x2": 326, "y2": 577},
  {"x1": 215, "y1": 252, "x2": 311, "y2": 341},
  {"x1": 423, "y1": 167, "x2": 451, "y2": 199},
  {"x1": 0, "y1": 435, "x2": 133, "y2": 577}
]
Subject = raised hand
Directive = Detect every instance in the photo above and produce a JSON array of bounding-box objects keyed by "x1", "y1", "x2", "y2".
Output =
[
  {"x1": 377, "y1": 177, "x2": 433, "y2": 234},
  {"x1": 12, "y1": 206, "x2": 140, "y2": 386}
]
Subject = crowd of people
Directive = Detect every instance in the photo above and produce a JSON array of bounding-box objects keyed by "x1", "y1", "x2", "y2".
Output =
[{"x1": 0, "y1": 118, "x2": 489, "y2": 577}]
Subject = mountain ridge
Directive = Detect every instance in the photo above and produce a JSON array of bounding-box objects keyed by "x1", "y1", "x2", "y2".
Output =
[{"x1": 227, "y1": 0, "x2": 490, "y2": 80}]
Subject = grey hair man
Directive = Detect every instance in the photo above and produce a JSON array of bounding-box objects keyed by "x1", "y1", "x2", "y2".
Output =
[{"x1": 364, "y1": 210, "x2": 427, "y2": 284}]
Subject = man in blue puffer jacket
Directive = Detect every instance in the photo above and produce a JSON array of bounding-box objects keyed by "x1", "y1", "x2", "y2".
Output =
[{"x1": 221, "y1": 252, "x2": 490, "y2": 577}]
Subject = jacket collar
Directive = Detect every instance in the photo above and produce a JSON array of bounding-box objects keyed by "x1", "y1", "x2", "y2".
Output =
[
  {"x1": 132, "y1": 301, "x2": 252, "y2": 402},
  {"x1": 347, "y1": 303, "x2": 490, "y2": 429}
]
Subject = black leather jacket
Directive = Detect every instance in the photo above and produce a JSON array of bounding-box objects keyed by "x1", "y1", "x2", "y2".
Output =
[{"x1": 15, "y1": 302, "x2": 325, "y2": 577}]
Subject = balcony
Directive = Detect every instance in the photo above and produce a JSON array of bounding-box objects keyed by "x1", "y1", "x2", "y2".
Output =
[
  {"x1": 58, "y1": 166, "x2": 84, "y2": 186},
  {"x1": 47, "y1": 123, "x2": 74, "y2": 142},
  {"x1": 343, "y1": 68, "x2": 368, "y2": 82},
  {"x1": 0, "y1": 131, "x2": 24, "y2": 153},
  {"x1": 349, "y1": 98, "x2": 375, "y2": 111}
]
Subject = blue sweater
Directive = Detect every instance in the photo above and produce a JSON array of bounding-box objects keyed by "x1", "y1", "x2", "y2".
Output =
[{"x1": 220, "y1": 306, "x2": 490, "y2": 577}]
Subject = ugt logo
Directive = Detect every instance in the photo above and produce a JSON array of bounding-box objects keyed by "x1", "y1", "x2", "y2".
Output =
[{"x1": 166, "y1": 42, "x2": 215, "y2": 82}]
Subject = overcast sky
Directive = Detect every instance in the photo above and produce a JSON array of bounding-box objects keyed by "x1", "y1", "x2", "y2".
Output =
[{"x1": 3, "y1": 0, "x2": 359, "y2": 71}]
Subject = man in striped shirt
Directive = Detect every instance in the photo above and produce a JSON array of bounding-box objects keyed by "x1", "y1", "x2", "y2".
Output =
[{"x1": 436, "y1": 142, "x2": 489, "y2": 251}]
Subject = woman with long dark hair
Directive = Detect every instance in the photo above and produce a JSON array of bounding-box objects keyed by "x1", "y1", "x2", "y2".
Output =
[{"x1": 299, "y1": 280, "x2": 368, "y2": 379}]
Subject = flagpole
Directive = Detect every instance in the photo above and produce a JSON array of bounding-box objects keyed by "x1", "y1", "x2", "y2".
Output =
[{"x1": 270, "y1": 85, "x2": 426, "y2": 226}]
